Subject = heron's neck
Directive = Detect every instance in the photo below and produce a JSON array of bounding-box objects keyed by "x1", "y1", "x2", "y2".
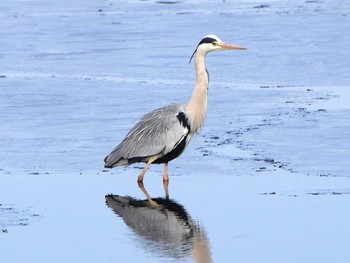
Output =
[{"x1": 187, "y1": 50, "x2": 209, "y2": 134}]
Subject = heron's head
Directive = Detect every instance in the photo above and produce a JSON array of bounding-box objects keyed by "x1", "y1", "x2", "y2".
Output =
[{"x1": 189, "y1": 34, "x2": 246, "y2": 63}]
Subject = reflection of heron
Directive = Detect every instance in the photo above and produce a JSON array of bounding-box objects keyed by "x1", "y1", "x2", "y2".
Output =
[
  {"x1": 104, "y1": 35, "x2": 246, "y2": 182},
  {"x1": 105, "y1": 183, "x2": 213, "y2": 262}
]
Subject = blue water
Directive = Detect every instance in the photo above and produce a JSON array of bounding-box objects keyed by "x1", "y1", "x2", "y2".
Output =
[{"x1": 1, "y1": 1, "x2": 350, "y2": 262}]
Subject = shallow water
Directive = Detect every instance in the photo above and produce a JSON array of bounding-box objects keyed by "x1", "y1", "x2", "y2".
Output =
[{"x1": 1, "y1": 0, "x2": 350, "y2": 262}]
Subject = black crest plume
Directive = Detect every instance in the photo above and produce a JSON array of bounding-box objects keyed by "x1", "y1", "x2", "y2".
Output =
[{"x1": 188, "y1": 37, "x2": 217, "y2": 64}]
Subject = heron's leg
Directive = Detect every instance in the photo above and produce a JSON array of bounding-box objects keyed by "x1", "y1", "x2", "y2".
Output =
[
  {"x1": 163, "y1": 180, "x2": 169, "y2": 200},
  {"x1": 163, "y1": 162, "x2": 169, "y2": 199},
  {"x1": 163, "y1": 162, "x2": 169, "y2": 182},
  {"x1": 137, "y1": 156, "x2": 158, "y2": 182},
  {"x1": 137, "y1": 181, "x2": 159, "y2": 208}
]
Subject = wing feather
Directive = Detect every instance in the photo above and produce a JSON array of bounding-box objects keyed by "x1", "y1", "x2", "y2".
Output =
[{"x1": 104, "y1": 104, "x2": 189, "y2": 167}]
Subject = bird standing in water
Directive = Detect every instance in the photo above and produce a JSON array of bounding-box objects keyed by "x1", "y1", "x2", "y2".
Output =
[{"x1": 104, "y1": 35, "x2": 246, "y2": 182}]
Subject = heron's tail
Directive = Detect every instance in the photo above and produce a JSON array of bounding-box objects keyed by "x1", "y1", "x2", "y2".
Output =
[
  {"x1": 104, "y1": 144, "x2": 128, "y2": 168},
  {"x1": 104, "y1": 156, "x2": 128, "y2": 168}
]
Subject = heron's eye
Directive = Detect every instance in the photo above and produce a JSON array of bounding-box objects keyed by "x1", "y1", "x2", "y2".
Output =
[{"x1": 212, "y1": 42, "x2": 217, "y2": 46}]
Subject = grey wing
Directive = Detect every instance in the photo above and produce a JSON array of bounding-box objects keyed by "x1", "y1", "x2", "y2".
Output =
[{"x1": 105, "y1": 104, "x2": 189, "y2": 167}]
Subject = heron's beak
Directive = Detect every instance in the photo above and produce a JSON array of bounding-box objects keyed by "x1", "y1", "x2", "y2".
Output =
[{"x1": 217, "y1": 42, "x2": 247, "y2": 50}]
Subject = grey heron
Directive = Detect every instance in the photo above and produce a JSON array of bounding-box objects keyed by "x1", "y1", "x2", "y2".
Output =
[{"x1": 104, "y1": 35, "x2": 246, "y2": 182}]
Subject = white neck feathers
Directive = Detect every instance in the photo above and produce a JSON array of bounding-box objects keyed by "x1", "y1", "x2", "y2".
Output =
[{"x1": 186, "y1": 48, "x2": 209, "y2": 134}]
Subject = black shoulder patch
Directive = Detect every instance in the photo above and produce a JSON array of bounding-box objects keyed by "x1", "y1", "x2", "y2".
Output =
[
  {"x1": 177, "y1": 112, "x2": 191, "y2": 132},
  {"x1": 189, "y1": 37, "x2": 217, "y2": 64}
]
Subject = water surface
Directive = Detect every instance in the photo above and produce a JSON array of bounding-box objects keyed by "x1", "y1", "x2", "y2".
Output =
[{"x1": 1, "y1": 1, "x2": 350, "y2": 262}]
